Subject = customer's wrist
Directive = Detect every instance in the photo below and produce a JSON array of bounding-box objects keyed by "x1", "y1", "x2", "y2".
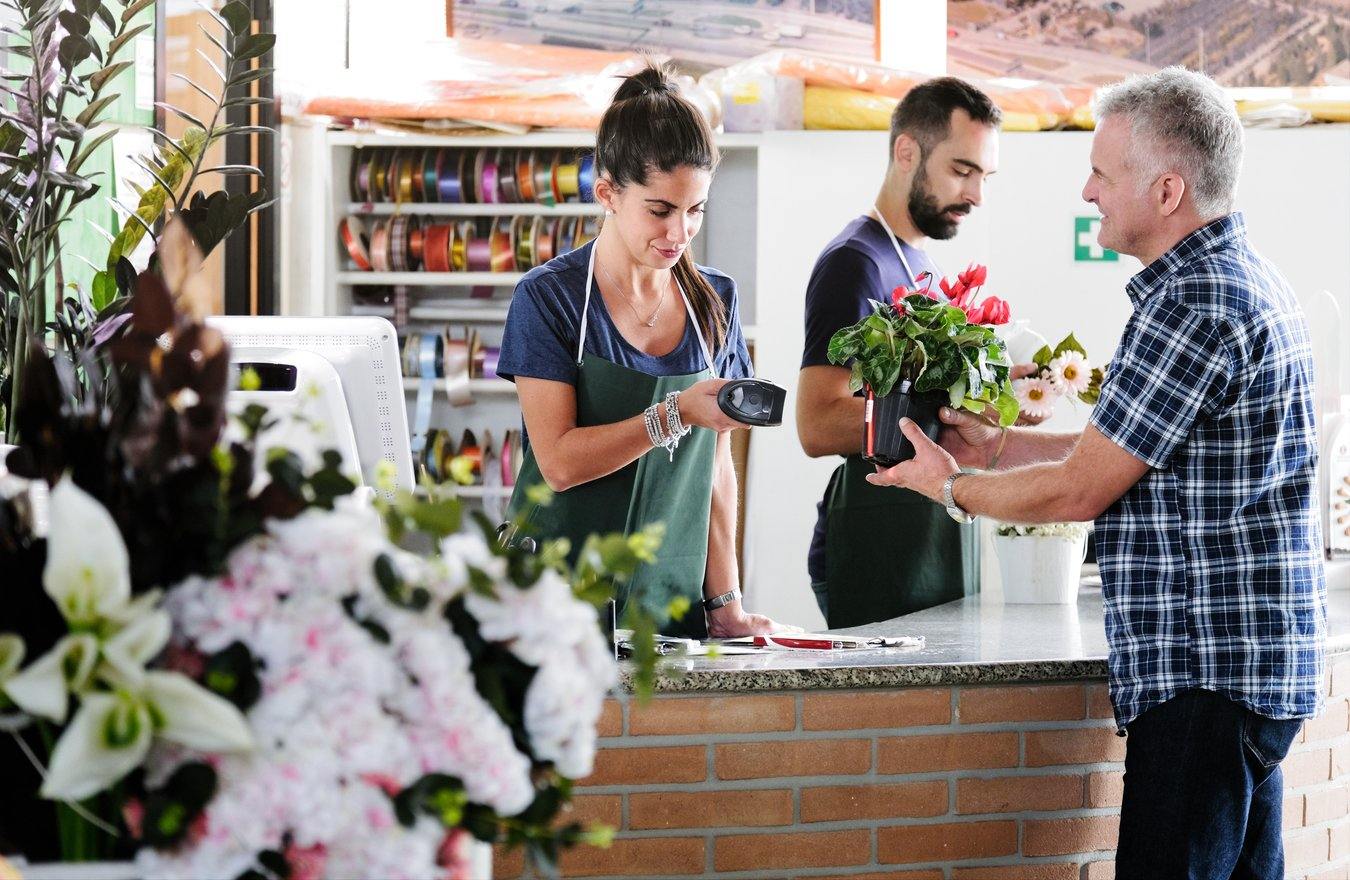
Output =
[{"x1": 987, "y1": 427, "x2": 1009, "y2": 470}]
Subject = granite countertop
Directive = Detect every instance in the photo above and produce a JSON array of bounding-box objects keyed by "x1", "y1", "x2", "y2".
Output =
[{"x1": 624, "y1": 565, "x2": 1350, "y2": 694}]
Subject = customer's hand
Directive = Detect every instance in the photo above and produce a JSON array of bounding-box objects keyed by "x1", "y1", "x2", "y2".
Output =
[
  {"x1": 937, "y1": 407, "x2": 1003, "y2": 469},
  {"x1": 866, "y1": 417, "x2": 959, "y2": 503},
  {"x1": 677, "y1": 378, "x2": 744, "y2": 433},
  {"x1": 706, "y1": 603, "x2": 802, "y2": 638}
]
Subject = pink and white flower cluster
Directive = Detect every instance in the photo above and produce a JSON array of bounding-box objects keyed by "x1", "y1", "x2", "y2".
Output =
[
  {"x1": 136, "y1": 499, "x2": 616, "y2": 880},
  {"x1": 1012, "y1": 347, "x2": 1097, "y2": 421}
]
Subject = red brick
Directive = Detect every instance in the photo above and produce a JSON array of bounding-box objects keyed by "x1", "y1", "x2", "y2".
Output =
[
  {"x1": 1084, "y1": 862, "x2": 1115, "y2": 880},
  {"x1": 956, "y1": 774, "x2": 1083, "y2": 814},
  {"x1": 1305, "y1": 701, "x2": 1349, "y2": 742},
  {"x1": 716, "y1": 738, "x2": 870, "y2": 779},
  {"x1": 1023, "y1": 815, "x2": 1119, "y2": 857},
  {"x1": 1284, "y1": 828, "x2": 1331, "y2": 873},
  {"x1": 563, "y1": 795, "x2": 622, "y2": 828},
  {"x1": 812, "y1": 872, "x2": 944, "y2": 880},
  {"x1": 560, "y1": 836, "x2": 704, "y2": 877},
  {"x1": 803, "y1": 689, "x2": 951, "y2": 730},
  {"x1": 878, "y1": 732, "x2": 1018, "y2": 774},
  {"x1": 628, "y1": 789, "x2": 792, "y2": 829},
  {"x1": 1284, "y1": 793, "x2": 1306, "y2": 830},
  {"x1": 877, "y1": 820, "x2": 1017, "y2": 863},
  {"x1": 493, "y1": 844, "x2": 525, "y2": 879},
  {"x1": 1305, "y1": 784, "x2": 1349, "y2": 826},
  {"x1": 958, "y1": 685, "x2": 1086, "y2": 724},
  {"x1": 1285, "y1": 748, "x2": 1333, "y2": 788},
  {"x1": 597, "y1": 699, "x2": 622, "y2": 737},
  {"x1": 714, "y1": 829, "x2": 870, "y2": 872},
  {"x1": 1025, "y1": 727, "x2": 1126, "y2": 767},
  {"x1": 584, "y1": 745, "x2": 705, "y2": 786},
  {"x1": 1086, "y1": 684, "x2": 1114, "y2": 719},
  {"x1": 628, "y1": 694, "x2": 795, "y2": 735},
  {"x1": 801, "y1": 780, "x2": 948, "y2": 822},
  {"x1": 952, "y1": 866, "x2": 1079, "y2": 880},
  {"x1": 1088, "y1": 770, "x2": 1124, "y2": 808}
]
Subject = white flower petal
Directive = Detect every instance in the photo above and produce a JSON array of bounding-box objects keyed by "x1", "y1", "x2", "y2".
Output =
[
  {"x1": 3, "y1": 634, "x2": 98, "y2": 723},
  {"x1": 101, "y1": 609, "x2": 171, "y2": 689},
  {"x1": 145, "y1": 671, "x2": 254, "y2": 752},
  {"x1": 41, "y1": 691, "x2": 153, "y2": 801},
  {"x1": 43, "y1": 478, "x2": 131, "y2": 626}
]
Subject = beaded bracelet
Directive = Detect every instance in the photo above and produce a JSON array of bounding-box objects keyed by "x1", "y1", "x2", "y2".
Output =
[
  {"x1": 663, "y1": 391, "x2": 690, "y2": 442},
  {"x1": 643, "y1": 403, "x2": 666, "y2": 449}
]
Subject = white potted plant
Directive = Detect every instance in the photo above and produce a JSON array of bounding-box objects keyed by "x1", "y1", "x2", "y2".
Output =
[{"x1": 993, "y1": 522, "x2": 1092, "y2": 604}]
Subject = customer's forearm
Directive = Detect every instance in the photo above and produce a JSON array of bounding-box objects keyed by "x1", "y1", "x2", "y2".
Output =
[
  {"x1": 990, "y1": 428, "x2": 1082, "y2": 470},
  {"x1": 954, "y1": 461, "x2": 1087, "y2": 523}
]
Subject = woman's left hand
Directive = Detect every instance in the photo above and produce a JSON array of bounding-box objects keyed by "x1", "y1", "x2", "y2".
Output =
[{"x1": 706, "y1": 603, "x2": 802, "y2": 638}]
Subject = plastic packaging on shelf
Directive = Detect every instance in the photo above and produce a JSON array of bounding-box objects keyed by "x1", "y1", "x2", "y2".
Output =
[{"x1": 285, "y1": 39, "x2": 720, "y2": 131}]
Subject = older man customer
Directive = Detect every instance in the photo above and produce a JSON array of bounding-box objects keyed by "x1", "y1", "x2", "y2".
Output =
[{"x1": 869, "y1": 67, "x2": 1326, "y2": 879}]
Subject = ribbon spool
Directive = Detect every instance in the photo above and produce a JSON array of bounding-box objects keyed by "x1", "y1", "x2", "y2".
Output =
[
  {"x1": 554, "y1": 157, "x2": 580, "y2": 203},
  {"x1": 409, "y1": 149, "x2": 428, "y2": 202},
  {"x1": 462, "y1": 221, "x2": 492, "y2": 272},
  {"x1": 555, "y1": 215, "x2": 577, "y2": 256},
  {"x1": 385, "y1": 151, "x2": 402, "y2": 202},
  {"x1": 434, "y1": 149, "x2": 461, "y2": 203},
  {"x1": 419, "y1": 148, "x2": 438, "y2": 203},
  {"x1": 452, "y1": 428, "x2": 483, "y2": 484},
  {"x1": 534, "y1": 216, "x2": 557, "y2": 264},
  {"x1": 489, "y1": 219, "x2": 515, "y2": 274},
  {"x1": 409, "y1": 222, "x2": 425, "y2": 266},
  {"x1": 534, "y1": 151, "x2": 558, "y2": 207},
  {"x1": 397, "y1": 152, "x2": 418, "y2": 203},
  {"x1": 405, "y1": 331, "x2": 443, "y2": 457},
  {"x1": 578, "y1": 153, "x2": 596, "y2": 203},
  {"x1": 369, "y1": 219, "x2": 391, "y2": 272},
  {"x1": 441, "y1": 327, "x2": 474, "y2": 406},
  {"x1": 480, "y1": 346, "x2": 501, "y2": 380},
  {"x1": 370, "y1": 149, "x2": 389, "y2": 204},
  {"x1": 516, "y1": 150, "x2": 536, "y2": 203},
  {"x1": 451, "y1": 220, "x2": 469, "y2": 271},
  {"x1": 388, "y1": 214, "x2": 419, "y2": 272},
  {"x1": 422, "y1": 223, "x2": 453, "y2": 273},
  {"x1": 512, "y1": 215, "x2": 534, "y2": 270},
  {"x1": 476, "y1": 149, "x2": 499, "y2": 204},
  {"x1": 572, "y1": 215, "x2": 599, "y2": 251},
  {"x1": 350, "y1": 150, "x2": 369, "y2": 202},
  {"x1": 339, "y1": 216, "x2": 372, "y2": 271},
  {"x1": 498, "y1": 149, "x2": 519, "y2": 203}
]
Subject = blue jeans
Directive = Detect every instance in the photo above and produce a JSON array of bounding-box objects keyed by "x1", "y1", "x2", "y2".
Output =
[{"x1": 1116, "y1": 688, "x2": 1303, "y2": 880}]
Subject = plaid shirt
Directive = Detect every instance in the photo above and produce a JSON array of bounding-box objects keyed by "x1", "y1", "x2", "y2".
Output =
[{"x1": 1089, "y1": 212, "x2": 1326, "y2": 731}]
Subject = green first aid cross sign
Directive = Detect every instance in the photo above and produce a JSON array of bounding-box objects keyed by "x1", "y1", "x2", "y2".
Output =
[{"x1": 1074, "y1": 217, "x2": 1119, "y2": 262}]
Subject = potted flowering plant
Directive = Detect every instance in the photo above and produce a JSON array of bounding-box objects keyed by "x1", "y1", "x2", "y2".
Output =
[
  {"x1": 1011, "y1": 333, "x2": 1104, "y2": 421},
  {"x1": 827, "y1": 264, "x2": 1019, "y2": 466},
  {"x1": 993, "y1": 522, "x2": 1091, "y2": 604}
]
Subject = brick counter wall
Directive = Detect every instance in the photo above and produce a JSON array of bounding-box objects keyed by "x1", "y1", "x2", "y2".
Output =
[{"x1": 495, "y1": 657, "x2": 1350, "y2": 879}]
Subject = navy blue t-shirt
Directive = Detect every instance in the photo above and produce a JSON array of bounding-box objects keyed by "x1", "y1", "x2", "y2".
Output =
[
  {"x1": 498, "y1": 240, "x2": 752, "y2": 391},
  {"x1": 801, "y1": 215, "x2": 942, "y2": 583}
]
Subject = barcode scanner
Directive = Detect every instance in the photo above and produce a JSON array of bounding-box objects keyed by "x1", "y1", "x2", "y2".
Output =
[{"x1": 717, "y1": 378, "x2": 786, "y2": 427}]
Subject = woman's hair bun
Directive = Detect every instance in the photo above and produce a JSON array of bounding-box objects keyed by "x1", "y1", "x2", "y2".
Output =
[{"x1": 613, "y1": 62, "x2": 677, "y2": 102}]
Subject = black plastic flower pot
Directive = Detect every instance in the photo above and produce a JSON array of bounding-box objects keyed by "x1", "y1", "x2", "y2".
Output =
[{"x1": 862, "y1": 382, "x2": 945, "y2": 467}]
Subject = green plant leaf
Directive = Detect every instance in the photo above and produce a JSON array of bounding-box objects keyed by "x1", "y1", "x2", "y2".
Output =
[
  {"x1": 1052, "y1": 333, "x2": 1087, "y2": 358},
  {"x1": 154, "y1": 101, "x2": 209, "y2": 132},
  {"x1": 170, "y1": 71, "x2": 217, "y2": 106},
  {"x1": 219, "y1": 1, "x2": 251, "y2": 36},
  {"x1": 120, "y1": 0, "x2": 155, "y2": 24},
  {"x1": 201, "y1": 164, "x2": 262, "y2": 176},
  {"x1": 92, "y1": 3, "x2": 114, "y2": 33},
  {"x1": 86, "y1": 59, "x2": 132, "y2": 92},
  {"x1": 57, "y1": 33, "x2": 93, "y2": 70},
  {"x1": 1032, "y1": 344, "x2": 1053, "y2": 368},
  {"x1": 66, "y1": 126, "x2": 117, "y2": 175},
  {"x1": 106, "y1": 22, "x2": 150, "y2": 61},
  {"x1": 57, "y1": 10, "x2": 90, "y2": 37},
  {"x1": 194, "y1": 47, "x2": 226, "y2": 83},
  {"x1": 74, "y1": 92, "x2": 119, "y2": 128},
  {"x1": 229, "y1": 66, "x2": 272, "y2": 88},
  {"x1": 993, "y1": 387, "x2": 1020, "y2": 426},
  {"x1": 232, "y1": 32, "x2": 275, "y2": 61}
]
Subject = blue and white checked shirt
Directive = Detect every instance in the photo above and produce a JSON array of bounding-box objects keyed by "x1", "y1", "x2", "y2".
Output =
[{"x1": 1089, "y1": 212, "x2": 1326, "y2": 731}]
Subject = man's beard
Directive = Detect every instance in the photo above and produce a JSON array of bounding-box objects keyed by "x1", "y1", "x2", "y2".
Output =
[{"x1": 908, "y1": 164, "x2": 970, "y2": 240}]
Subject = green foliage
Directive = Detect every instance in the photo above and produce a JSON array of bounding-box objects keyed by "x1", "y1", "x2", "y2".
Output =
[{"x1": 827, "y1": 295, "x2": 1019, "y2": 426}]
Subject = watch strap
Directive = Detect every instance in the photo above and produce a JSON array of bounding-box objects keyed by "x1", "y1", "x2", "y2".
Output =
[{"x1": 702, "y1": 588, "x2": 741, "y2": 611}]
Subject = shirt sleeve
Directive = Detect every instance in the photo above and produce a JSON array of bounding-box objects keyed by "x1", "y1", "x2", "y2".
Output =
[
  {"x1": 1089, "y1": 296, "x2": 1232, "y2": 470},
  {"x1": 495, "y1": 275, "x2": 579, "y2": 385},
  {"x1": 715, "y1": 275, "x2": 753, "y2": 380},
  {"x1": 801, "y1": 246, "x2": 885, "y2": 369}
]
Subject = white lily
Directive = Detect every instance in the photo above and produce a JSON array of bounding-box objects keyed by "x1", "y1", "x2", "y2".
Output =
[
  {"x1": 40, "y1": 690, "x2": 153, "y2": 801},
  {"x1": 100, "y1": 608, "x2": 172, "y2": 690},
  {"x1": 3, "y1": 633, "x2": 98, "y2": 723},
  {"x1": 40, "y1": 673, "x2": 253, "y2": 802},
  {"x1": 43, "y1": 478, "x2": 130, "y2": 627}
]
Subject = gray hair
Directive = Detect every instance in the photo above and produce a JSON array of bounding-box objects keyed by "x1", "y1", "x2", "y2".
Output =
[{"x1": 1094, "y1": 67, "x2": 1243, "y2": 219}]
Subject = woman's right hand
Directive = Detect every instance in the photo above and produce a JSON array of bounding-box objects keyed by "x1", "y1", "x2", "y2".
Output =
[{"x1": 677, "y1": 378, "x2": 744, "y2": 432}]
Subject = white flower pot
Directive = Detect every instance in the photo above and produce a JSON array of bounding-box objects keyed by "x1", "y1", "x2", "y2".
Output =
[
  {"x1": 8, "y1": 861, "x2": 139, "y2": 880},
  {"x1": 994, "y1": 532, "x2": 1088, "y2": 604}
]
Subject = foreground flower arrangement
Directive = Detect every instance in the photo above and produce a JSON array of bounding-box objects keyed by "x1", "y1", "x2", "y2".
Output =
[
  {"x1": 1011, "y1": 334, "x2": 1104, "y2": 421},
  {"x1": 0, "y1": 222, "x2": 660, "y2": 878}
]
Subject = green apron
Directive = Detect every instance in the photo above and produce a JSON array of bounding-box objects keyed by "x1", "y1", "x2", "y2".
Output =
[
  {"x1": 822, "y1": 455, "x2": 968, "y2": 628},
  {"x1": 505, "y1": 244, "x2": 717, "y2": 639},
  {"x1": 818, "y1": 207, "x2": 974, "y2": 628}
]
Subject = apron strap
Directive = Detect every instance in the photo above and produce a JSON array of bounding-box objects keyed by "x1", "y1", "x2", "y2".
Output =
[
  {"x1": 580, "y1": 241, "x2": 716, "y2": 374},
  {"x1": 870, "y1": 206, "x2": 942, "y2": 294}
]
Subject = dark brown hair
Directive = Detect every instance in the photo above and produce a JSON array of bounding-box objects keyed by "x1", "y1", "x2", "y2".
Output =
[
  {"x1": 595, "y1": 63, "x2": 727, "y2": 352},
  {"x1": 889, "y1": 76, "x2": 1002, "y2": 159}
]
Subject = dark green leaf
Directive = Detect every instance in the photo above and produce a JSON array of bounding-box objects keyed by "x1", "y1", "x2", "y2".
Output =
[
  {"x1": 171, "y1": 72, "x2": 218, "y2": 106},
  {"x1": 86, "y1": 59, "x2": 132, "y2": 92},
  {"x1": 232, "y1": 32, "x2": 275, "y2": 62},
  {"x1": 154, "y1": 101, "x2": 209, "y2": 132},
  {"x1": 120, "y1": 0, "x2": 154, "y2": 24},
  {"x1": 222, "y1": 95, "x2": 272, "y2": 109},
  {"x1": 201, "y1": 164, "x2": 262, "y2": 176},
  {"x1": 197, "y1": 22, "x2": 230, "y2": 57},
  {"x1": 220, "y1": 1, "x2": 250, "y2": 36},
  {"x1": 67, "y1": 126, "x2": 117, "y2": 175},
  {"x1": 106, "y1": 21, "x2": 150, "y2": 61},
  {"x1": 57, "y1": 10, "x2": 90, "y2": 37},
  {"x1": 229, "y1": 66, "x2": 272, "y2": 88},
  {"x1": 74, "y1": 91, "x2": 119, "y2": 128},
  {"x1": 1032, "y1": 344, "x2": 1053, "y2": 368},
  {"x1": 194, "y1": 47, "x2": 227, "y2": 83},
  {"x1": 58, "y1": 33, "x2": 93, "y2": 70},
  {"x1": 1052, "y1": 332, "x2": 1087, "y2": 358},
  {"x1": 92, "y1": 3, "x2": 114, "y2": 32}
]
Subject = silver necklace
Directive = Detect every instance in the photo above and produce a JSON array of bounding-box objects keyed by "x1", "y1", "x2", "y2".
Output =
[{"x1": 599, "y1": 260, "x2": 668, "y2": 328}]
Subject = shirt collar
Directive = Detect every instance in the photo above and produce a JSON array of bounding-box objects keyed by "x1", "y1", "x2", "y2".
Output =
[{"x1": 1125, "y1": 212, "x2": 1247, "y2": 308}]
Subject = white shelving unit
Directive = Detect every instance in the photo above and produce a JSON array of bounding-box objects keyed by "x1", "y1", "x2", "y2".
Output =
[{"x1": 281, "y1": 121, "x2": 762, "y2": 516}]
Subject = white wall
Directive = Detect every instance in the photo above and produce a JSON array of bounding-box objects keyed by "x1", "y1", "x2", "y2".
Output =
[{"x1": 742, "y1": 126, "x2": 1350, "y2": 630}]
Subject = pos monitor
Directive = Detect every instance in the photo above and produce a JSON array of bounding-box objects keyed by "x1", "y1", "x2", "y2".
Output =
[{"x1": 207, "y1": 315, "x2": 415, "y2": 499}]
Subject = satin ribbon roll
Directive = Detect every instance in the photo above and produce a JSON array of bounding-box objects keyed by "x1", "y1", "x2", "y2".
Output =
[
  {"x1": 554, "y1": 157, "x2": 580, "y2": 202},
  {"x1": 451, "y1": 220, "x2": 470, "y2": 271},
  {"x1": 464, "y1": 226, "x2": 492, "y2": 273},
  {"x1": 422, "y1": 223, "x2": 453, "y2": 273},
  {"x1": 369, "y1": 219, "x2": 391, "y2": 272},
  {"x1": 477, "y1": 148, "x2": 500, "y2": 204},
  {"x1": 350, "y1": 150, "x2": 368, "y2": 202},
  {"x1": 432, "y1": 149, "x2": 457, "y2": 203},
  {"x1": 408, "y1": 329, "x2": 441, "y2": 457},
  {"x1": 534, "y1": 216, "x2": 556, "y2": 264},
  {"x1": 534, "y1": 151, "x2": 558, "y2": 207},
  {"x1": 516, "y1": 150, "x2": 536, "y2": 203},
  {"x1": 420, "y1": 428, "x2": 439, "y2": 481},
  {"x1": 388, "y1": 214, "x2": 419, "y2": 272},
  {"x1": 489, "y1": 219, "x2": 515, "y2": 274},
  {"x1": 397, "y1": 151, "x2": 417, "y2": 203},
  {"x1": 410, "y1": 149, "x2": 427, "y2": 202},
  {"x1": 555, "y1": 215, "x2": 577, "y2": 255},
  {"x1": 441, "y1": 329, "x2": 473, "y2": 406},
  {"x1": 339, "y1": 216, "x2": 372, "y2": 271},
  {"x1": 371, "y1": 149, "x2": 389, "y2": 203},
  {"x1": 428, "y1": 428, "x2": 449, "y2": 482},
  {"x1": 578, "y1": 153, "x2": 596, "y2": 203},
  {"x1": 451, "y1": 428, "x2": 483, "y2": 484},
  {"x1": 512, "y1": 215, "x2": 533, "y2": 269},
  {"x1": 409, "y1": 223, "x2": 425, "y2": 266},
  {"x1": 460, "y1": 151, "x2": 477, "y2": 204},
  {"x1": 572, "y1": 214, "x2": 599, "y2": 250},
  {"x1": 481, "y1": 346, "x2": 501, "y2": 380},
  {"x1": 498, "y1": 149, "x2": 519, "y2": 203}
]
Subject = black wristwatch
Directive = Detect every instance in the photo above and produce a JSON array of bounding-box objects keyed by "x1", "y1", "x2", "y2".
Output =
[{"x1": 702, "y1": 588, "x2": 741, "y2": 611}]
